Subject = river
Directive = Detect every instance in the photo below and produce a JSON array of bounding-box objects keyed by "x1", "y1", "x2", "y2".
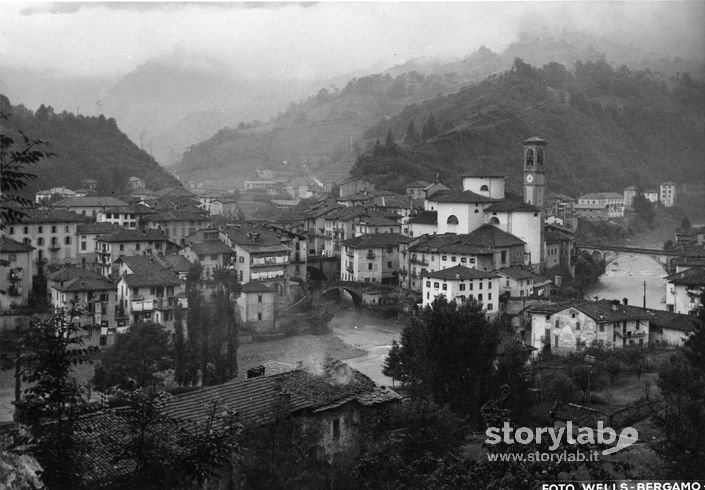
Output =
[{"x1": 586, "y1": 252, "x2": 668, "y2": 309}]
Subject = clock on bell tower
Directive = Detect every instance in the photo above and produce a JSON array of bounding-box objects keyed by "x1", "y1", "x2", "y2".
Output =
[{"x1": 522, "y1": 136, "x2": 547, "y2": 208}]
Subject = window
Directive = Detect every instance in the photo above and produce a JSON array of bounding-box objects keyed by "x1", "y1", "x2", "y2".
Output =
[
  {"x1": 488, "y1": 293, "x2": 492, "y2": 300},
  {"x1": 23, "y1": 226, "x2": 28, "y2": 234},
  {"x1": 368, "y1": 263, "x2": 373, "y2": 270},
  {"x1": 136, "y1": 243, "x2": 141, "y2": 251},
  {"x1": 487, "y1": 303, "x2": 493, "y2": 310},
  {"x1": 239, "y1": 256, "x2": 244, "y2": 263},
  {"x1": 480, "y1": 185, "x2": 489, "y2": 191},
  {"x1": 257, "y1": 312, "x2": 262, "y2": 321},
  {"x1": 442, "y1": 255, "x2": 447, "y2": 261},
  {"x1": 526, "y1": 148, "x2": 534, "y2": 165},
  {"x1": 38, "y1": 226, "x2": 43, "y2": 233},
  {"x1": 51, "y1": 225, "x2": 57, "y2": 233},
  {"x1": 387, "y1": 261, "x2": 392, "y2": 268},
  {"x1": 599, "y1": 324, "x2": 604, "y2": 333},
  {"x1": 65, "y1": 236, "x2": 71, "y2": 245},
  {"x1": 426, "y1": 281, "x2": 431, "y2": 287},
  {"x1": 433, "y1": 282, "x2": 439, "y2": 289},
  {"x1": 258, "y1": 295, "x2": 263, "y2": 304},
  {"x1": 9, "y1": 227, "x2": 14, "y2": 234},
  {"x1": 37, "y1": 237, "x2": 44, "y2": 246},
  {"x1": 132, "y1": 288, "x2": 139, "y2": 295},
  {"x1": 469, "y1": 282, "x2": 473, "y2": 290},
  {"x1": 479, "y1": 282, "x2": 483, "y2": 290},
  {"x1": 576, "y1": 321, "x2": 581, "y2": 330},
  {"x1": 459, "y1": 283, "x2": 466, "y2": 291},
  {"x1": 489, "y1": 217, "x2": 500, "y2": 225},
  {"x1": 447, "y1": 215, "x2": 459, "y2": 225},
  {"x1": 555, "y1": 320, "x2": 559, "y2": 328},
  {"x1": 332, "y1": 419, "x2": 340, "y2": 440},
  {"x1": 478, "y1": 294, "x2": 483, "y2": 302},
  {"x1": 451, "y1": 256, "x2": 456, "y2": 262},
  {"x1": 65, "y1": 225, "x2": 69, "y2": 232},
  {"x1": 442, "y1": 283, "x2": 447, "y2": 291},
  {"x1": 501, "y1": 251, "x2": 507, "y2": 264},
  {"x1": 461, "y1": 257, "x2": 467, "y2": 263},
  {"x1": 119, "y1": 244, "x2": 124, "y2": 251}
]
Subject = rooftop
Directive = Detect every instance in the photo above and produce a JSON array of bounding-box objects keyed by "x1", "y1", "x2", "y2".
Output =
[
  {"x1": 431, "y1": 189, "x2": 497, "y2": 204},
  {"x1": 530, "y1": 299, "x2": 653, "y2": 323},
  {"x1": 665, "y1": 267, "x2": 705, "y2": 286},
  {"x1": 54, "y1": 196, "x2": 129, "y2": 208},
  {"x1": 425, "y1": 265, "x2": 497, "y2": 281},
  {"x1": 409, "y1": 210, "x2": 437, "y2": 225},
  {"x1": 0, "y1": 236, "x2": 34, "y2": 253},
  {"x1": 16, "y1": 208, "x2": 87, "y2": 224},
  {"x1": 496, "y1": 266, "x2": 539, "y2": 280},
  {"x1": 76, "y1": 222, "x2": 123, "y2": 235},
  {"x1": 97, "y1": 229, "x2": 169, "y2": 243},
  {"x1": 342, "y1": 233, "x2": 412, "y2": 249},
  {"x1": 188, "y1": 241, "x2": 234, "y2": 256}
]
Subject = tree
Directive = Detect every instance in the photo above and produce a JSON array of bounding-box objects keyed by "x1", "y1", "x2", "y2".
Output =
[
  {"x1": 0, "y1": 102, "x2": 55, "y2": 229},
  {"x1": 632, "y1": 192, "x2": 655, "y2": 224},
  {"x1": 382, "y1": 339, "x2": 403, "y2": 385},
  {"x1": 404, "y1": 120, "x2": 419, "y2": 144},
  {"x1": 16, "y1": 307, "x2": 96, "y2": 488},
  {"x1": 421, "y1": 113, "x2": 438, "y2": 140},
  {"x1": 92, "y1": 321, "x2": 172, "y2": 392},
  {"x1": 386, "y1": 297, "x2": 500, "y2": 417}
]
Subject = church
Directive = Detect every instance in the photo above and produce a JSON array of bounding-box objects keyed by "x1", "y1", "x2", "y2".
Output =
[{"x1": 423, "y1": 137, "x2": 547, "y2": 271}]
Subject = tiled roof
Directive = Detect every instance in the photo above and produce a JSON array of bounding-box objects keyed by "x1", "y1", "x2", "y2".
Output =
[
  {"x1": 117, "y1": 255, "x2": 171, "y2": 275},
  {"x1": 46, "y1": 266, "x2": 104, "y2": 283},
  {"x1": 97, "y1": 229, "x2": 169, "y2": 243},
  {"x1": 17, "y1": 208, "x2": 87, "y2": 224},
  {"x1": 54, "y1": 196, "x2": 129, "y2": 208},
  {"x1": 0, "y1": 236, "x2": 34, "y2": 253},
  {"x1": 431, "y1": 189, "x2": 497, "y2": 204},
  {"x1": 342, "y1": 233, "x2": 412, "y2": 248},
  {"x1": 578, "y1": 192, "x2": 623, "y2": 200},
  {"x1": 644, "y1": 308, "x2": 702, "y2": 333},
  {"x1": 357, "y1": 216, "x2": 399, "y2": 227},
  {"x1": 530, "y1": 300, "x2": 652, "y2": 323},
  {"x1": 425, "y1": 265, "x2": 497, "y2": 281},
  {"x1": 123, "y1": 271, "x2": 184, "y2": 288},
  {"x1": 163, "y1": 361, "x2": 400, "y2": 427},
  {"x1": 665, "y1": 267, "x2": 705, "y2": 286},
  {"x1": 484, "y1": 199, "x2": 541, "y2": 213},
  {"x1": 406, "y1": 181, "x2": 431, "y2": 188},
  {"x1": 158, "y1": 254, "x2": 192, "y2": 273},
  {"x1": 409, "y1": 210, "x2": 437, "y2": 225},
  {"x1": 497, "y1": 266, "x2": 539, "y2": 280},
  {"x1": 223, "y1": 227, "x2": 291, "y2": 253},
  {"x1": 143, "y1": 210, "x2": 211, "y2": 222},
  {"x1": 460, "y1": 172, "x2": 507, "y2": 178},
  {"x1": 464, "y1": 224, "x2": 526, "y2": 248},
  {"x1": 189, "y1": 241, "x2": 233, "y2": 256},
  {"x1": 56, "y1": 276, "x2": 116, "y2": 292},
  {"x1": 154, "y1": 187, "x2": 195, "y2": 198},
  {"x1": 76, "y1": 222, "x2": 123, "y2": 235}
]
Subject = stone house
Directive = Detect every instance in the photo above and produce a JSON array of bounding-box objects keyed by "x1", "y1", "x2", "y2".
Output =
[
  {"x1": 421, "y1": 265, "x2": 499, "y2": 315},
  {"x1": 236, "y1": 282, "x2": 276, "y2": 332}
]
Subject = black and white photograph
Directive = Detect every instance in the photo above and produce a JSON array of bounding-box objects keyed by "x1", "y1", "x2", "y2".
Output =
[{"x1": 1, "y1": 1, "x2": 704, "y2": 488}]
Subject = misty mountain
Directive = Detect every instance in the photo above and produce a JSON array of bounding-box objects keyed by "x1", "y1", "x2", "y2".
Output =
[
  {"x1": 173, "y1": 30, "x2": 704, "y2": 188},
  {"x1": 352, "y1": 58, "x2": 705, "y2": 196},
  {"x1": 1, "y1": 97, "x2": 180, "y2": 196}
]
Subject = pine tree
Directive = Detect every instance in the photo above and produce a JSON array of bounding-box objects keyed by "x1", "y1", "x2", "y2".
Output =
[{"x1": 404, "y1": 121, "x2": 419, "y2": 144}]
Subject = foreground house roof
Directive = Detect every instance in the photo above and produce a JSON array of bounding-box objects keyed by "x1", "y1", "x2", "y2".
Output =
[
  {"x1": 665, "y1": 267, "x2": 705, "y2": 286},
  {"x1": 0, "y1": 236, "x2": 34, "y2": 253},
  {"x1": 530, "y1": 299, "x2": 652, "y2": 323}
]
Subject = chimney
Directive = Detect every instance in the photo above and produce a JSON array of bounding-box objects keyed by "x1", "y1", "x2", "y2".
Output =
[
  {"x1": 246, "y1": 365, "x2": 266, "y2": 378},
  {"x1": 623, "y1": 298, "x2": 629, "y2": 305}
]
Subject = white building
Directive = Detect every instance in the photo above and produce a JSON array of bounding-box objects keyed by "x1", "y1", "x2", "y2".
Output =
[
  {"x1": 665, "y1": 267, "x2": 705, "y2": 315},
  {"x1": 659, "y1": 182, "x2": 676, "y2": 207},
  {"x1": 577, "y1": 193, "x2": 624, "y2": 219},
  {"x1": 422, "y1": 265, "x2": 499, "y2": 315}
]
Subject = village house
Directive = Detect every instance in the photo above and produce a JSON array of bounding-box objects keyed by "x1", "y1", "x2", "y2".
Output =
[
  {"x1": 405, "y1": 181, "x2": 432, "y2": 200},
  {"x1": 141, "y1": 209, "x2": 212, "y2": 246},
  {"x1": 180, "y1": 229, "x2": 235, "y2": 280},
  {"x1": 114, "y1": 255, "x2": 187, "y2": 332},
  {"x1": 645, "y1": 308, "x2": 701, "y2": 346},
  {"x1": 127, "y1": 176, "x2": 146, "y2": 190},
  {"x1": 406, "y1": 210, "x2": 437, "y2": 238},
  {"x1": 0, "y1": 237, "x2": 34, "y2": 312},
  {"x1": 405, "y1": 225, "x2": 526, "y2": 291},
  {"x1": 53, "y1": 196, "x2": 129, "y2": 217},
  {"x1": 496, "y1": 266, "x2": 539, "y2": 297},
  {"x1": 576, "y1": 193, "x2": 624, "y2": 219},
  {"x1": 623, "y1": 186, "x2": 637, "y2": 210},
  {"x1": 422, "y1": 265, "x2": 500, "y2": 314},
  {"x1": 75, "y1": 222, "x2": 122, "y2": 270},
  {"x1": 35, "y1": 186, "x2": 79, "y2": 203},
  {"x1": 529, "y1": 299, "x2": 652, "y2": 356},
  {"x1": 262, "y1": 224, "x2": 309, "y2": 283},
  {"x1": 96, "y1": 204, "x2": 156, "y2": 229},
  {"x1": 354, "y1": 215, "x2": 402, "y2": 236},
  {"x1": 4, "y1": 209, "x2": 87, "y2": 275},
  {"x1": 665, "y1": 267, "x2": 705, "y2": 315},
  {"x1": 95, "y1": 229, "x2": 171, "y2": 277},
  {"x1": 544, "y1": 192, "x2": 577, "y2": 230},
  {"x1": 236, "y1": 282, "x2": 277, "y2": 332},
  {"x1": 659, "y1": 182, "x2": 676, "y2": 207},
  {"x1": 341, "y1": 233, "x2": 412, "y2": 284},
  {"x1": 220, "y1": 225, "x2": 292, "y2": 300},
  {"x1": 543, "y1": 223, "x2": 576, "y2": 277},
  {"x1": 47, "y1": 266, "x2": 118, "y2": 332}
]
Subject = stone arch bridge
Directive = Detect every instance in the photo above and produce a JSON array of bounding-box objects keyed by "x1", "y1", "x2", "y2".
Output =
[
  {"x1": 316, "y1": 281, "x2": 399, "y2": 308},
  {"x1": 575, "y1": 243, "x2": 702, "y2": 274}
]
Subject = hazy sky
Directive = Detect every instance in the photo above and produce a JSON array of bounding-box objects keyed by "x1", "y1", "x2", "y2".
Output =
[{"x1": 1, "y1": 1, "x2": 703, "y2": 81}]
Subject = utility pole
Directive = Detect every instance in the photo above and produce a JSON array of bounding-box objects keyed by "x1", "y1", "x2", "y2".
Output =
[{"x1": 643, "y1": 281, "x2": 647, "y2": 308}]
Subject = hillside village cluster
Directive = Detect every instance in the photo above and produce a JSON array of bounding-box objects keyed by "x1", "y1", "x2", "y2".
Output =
[
  {"x1": 2, "y1": 136, "x2": 705, "y2": 471},
  {"x1": 1, "y1": 137, "x2": 703, "y2": 356}
]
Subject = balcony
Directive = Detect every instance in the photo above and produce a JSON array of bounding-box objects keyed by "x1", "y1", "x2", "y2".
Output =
[
  {"x1": 131, "y1": 298, "x2": 157, "y2": 312},
  {"x1": 366, "y1": 252, "x2": 376, "y2": 260},
  {"x1": 132, "y1": 297, "x2": 188, "y2": 312}
]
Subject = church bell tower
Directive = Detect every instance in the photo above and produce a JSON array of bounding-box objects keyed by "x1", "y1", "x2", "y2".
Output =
[{"x1": 522, "y1": 136, "x2": 547, "y2": 208}]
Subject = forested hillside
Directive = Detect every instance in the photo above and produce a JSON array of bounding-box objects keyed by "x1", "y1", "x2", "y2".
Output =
[
  {"x1": 352, "y1": 59, "x2": 705, "y2": 195},
  {"x1": 1, "y1": 96, "x2": 181, "y2": 196}
]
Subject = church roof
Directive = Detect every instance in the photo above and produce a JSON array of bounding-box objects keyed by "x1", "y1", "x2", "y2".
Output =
[{"x1": 431, "y1": 189, "x2": 497, "y2": 204}]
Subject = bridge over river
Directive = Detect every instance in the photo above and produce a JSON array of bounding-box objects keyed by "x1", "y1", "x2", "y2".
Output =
[{"x1": 576, "y1": 243, "x2": 704, "y2": 274}]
